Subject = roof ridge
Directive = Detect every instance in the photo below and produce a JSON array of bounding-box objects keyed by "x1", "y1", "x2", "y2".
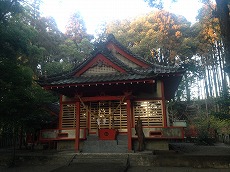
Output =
[{"x1": 107, "y1": 36, "x2": 152, "y2": 66}]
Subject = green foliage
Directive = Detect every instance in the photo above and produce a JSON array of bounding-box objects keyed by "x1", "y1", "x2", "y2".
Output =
[
  {"x1": 0, "y1": 59, "x2": 57, "y2": 131},
  {"x1": 59, "y1": 38, "x2": 84, "y2": 63},
  {"x1": 211, "y1": 91, "x2": 230, "y2": 120},
  {"x1": 209, "y1": 116, "x2": 230, "y2": 134},
  {"x1": 192, "y1": 113, "x2": 215, "y2": 145},
  {"x1": 34, "y1": 16, "x2": 65, "y2": 59},
  {"x1": 40, "y1": 12, "x2": 94, "y2": 76},
  {"x1": 18, "y1": 84, "x2": 58, "y2": 131},
  {"x1": 0, "y1": 0, "x2": 58, "y2": 135},
  {"x1": 0, "y1": 17, "x2": 36, "y2": 60},
  {"x1": 194, "y1": 114, "x2": 229, "y2": 144},
  {"x1": 0, "y1": 0, "x2": 23, "y2": 22},
  {"x1": 169, "y1": 99, "x2": 229, "y2": 143},
  {"x1": 43, "y1": 61, "x2": 72, "y2": 76},
  {"x1": 0, "y1": 62, "x2": 33, "y2": 114}
]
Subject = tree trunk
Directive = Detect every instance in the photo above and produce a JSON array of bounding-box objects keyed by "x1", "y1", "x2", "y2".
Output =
[
  {"x1": 184, "y1": 73, "x2": 190, "y2": 102},
  {"x1": 220, "y1": 41, "x2": 229, "y2": 95},
  {"x1": 197, "y1": 77, "x2": 201, "y2": 100},
  {"x1": 216, "y1": 40, "x2": 228, "y2": 94},
  {"x1": 211, "y1": 49, "x2": 219, "y2": 97},
  {"x1": 204, "y1": 66, "x2": 210, "y2": 98},
  {"x1": 207, "y1": 66, "x2": 213, "y2": 97},
  {"x1": 215, "y1": 0, "x2": 230, "y2": 72}
]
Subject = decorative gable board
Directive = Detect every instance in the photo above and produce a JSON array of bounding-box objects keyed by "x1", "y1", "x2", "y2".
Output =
[
  {"x1": 106, "y1": 42, "x2": 149, "y2": 69},
  {"x1": 75, "y1": 54, "x2": 126, "y2": 77},
  {"x1": 81, "y1": 63, "x2": 120, "y2": 76}
]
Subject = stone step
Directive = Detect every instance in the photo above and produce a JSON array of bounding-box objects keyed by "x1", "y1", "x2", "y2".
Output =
[
  {"x1": 128, "y1": 153, "x2": 155, "y2": 166},
  {"x1": 117, "y1": 135, "x2": 128, "y2": 145},
  {"x1": 81, "y1": 140, "x2": 128, "y2": 153},
  {"x1": 117, "y1": 139, "x2": 128, "y2": 145},
  {"x1": 86, "y1": 135, "x2": 99, "y2": 141},
  {"x1": 82, "y1": 134, "x2": 129, "y2": 153},
  {"x1": 72, "y1": 153, "x2": 129, "y2": 165}
]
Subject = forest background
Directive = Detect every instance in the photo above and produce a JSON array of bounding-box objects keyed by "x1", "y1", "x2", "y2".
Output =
[{"x1": 0, "y1": 0, "x2": 230, "y2": 144}]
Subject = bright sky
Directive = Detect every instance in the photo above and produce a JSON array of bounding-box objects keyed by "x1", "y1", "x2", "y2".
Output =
[{"x1": 40, "y1": 0, "x2": 203, "y2": 34}]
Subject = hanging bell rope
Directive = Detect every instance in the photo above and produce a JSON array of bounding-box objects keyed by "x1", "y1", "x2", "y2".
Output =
[
  {"x1": 105, "y1": 95, "x2": 126, "y2": 119},
  {"x1": 76, "y1": 94, "x2": 98, "y2": 119}
]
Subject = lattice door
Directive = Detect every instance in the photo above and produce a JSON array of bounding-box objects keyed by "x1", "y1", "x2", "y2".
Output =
[
  {"x1": 62, "y1": 104, "x2": 76, "y2": 128},
  {"x1": 112, "y1": 101, "x2": 127, "y2": 130},
  {"x1": 133, "y1": 101, "x2": 163, "y2": 127},
  {"x1": 61, "y1": 103, "x2": 87, "y2": 129},
  {"x1": 89, "y1": 101, "x2": 127, "y2": 133}
]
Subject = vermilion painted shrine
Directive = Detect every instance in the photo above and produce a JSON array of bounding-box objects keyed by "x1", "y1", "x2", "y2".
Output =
[{"x1": 38, "y1": 34, "x2": 185, "y2": 152}]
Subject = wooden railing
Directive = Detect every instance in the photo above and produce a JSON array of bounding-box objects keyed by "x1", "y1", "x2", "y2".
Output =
[
  {"x1": 39, "y1": 128, "x2": 87, "y2": 142},
  {"x1": 132, "y1": 127, "x2": 184, "y2": 139}
]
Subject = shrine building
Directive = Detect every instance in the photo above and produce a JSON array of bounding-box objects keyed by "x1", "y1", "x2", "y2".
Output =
[{"x1": 38, "y1": 34, "x2": 185, "y2": 152}]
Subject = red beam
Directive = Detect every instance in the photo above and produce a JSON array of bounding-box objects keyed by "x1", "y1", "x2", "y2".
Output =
[{"x1": 81, "y1": 95, "x2": 122, "y2": 102}]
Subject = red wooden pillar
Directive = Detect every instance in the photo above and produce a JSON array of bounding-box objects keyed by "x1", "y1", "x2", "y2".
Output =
[
  {"x1": 126, "y1": 99, "x2": 132, "y2": 151},
  {"x1": 75, "y1": 101, "x2": 80, "y2": 152},
  {"x1": 59, "y1": 95, "x2": 63, "y2": 129},
  {"x1": 161, "y1": 81, "x2": 167, "y2": 127}
]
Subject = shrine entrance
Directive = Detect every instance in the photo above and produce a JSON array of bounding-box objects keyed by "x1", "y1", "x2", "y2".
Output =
[
  {"x1": 60, "y1": 98, "x2": 128, "y2": 137},
  {"x1": 87, "y1": 100, "x2": 127, "y2": 134}
]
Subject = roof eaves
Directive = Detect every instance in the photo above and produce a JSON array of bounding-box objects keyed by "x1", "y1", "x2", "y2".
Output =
[{"x1": 45, "y1": 72, "x2": 158, "y2": 86}]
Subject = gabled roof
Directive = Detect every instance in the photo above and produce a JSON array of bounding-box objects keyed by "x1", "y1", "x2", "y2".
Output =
[
  {"x1": 105, "y1": 34, "x2": 151, "y2": 68},
  {"x1": 38, "y1": 34, "x2": 185, "y2": 99}
]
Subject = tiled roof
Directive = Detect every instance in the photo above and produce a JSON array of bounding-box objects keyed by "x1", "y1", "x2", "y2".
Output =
[
  {"x1": 41, "y1": 73, "x2": 157, "y2": 86},
  {"x1": 38, "y1": 67, "x2": 185, "y2": 86},
  {"x1": 38, "y1": 34, "x2": 185, "y2": 86}
]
